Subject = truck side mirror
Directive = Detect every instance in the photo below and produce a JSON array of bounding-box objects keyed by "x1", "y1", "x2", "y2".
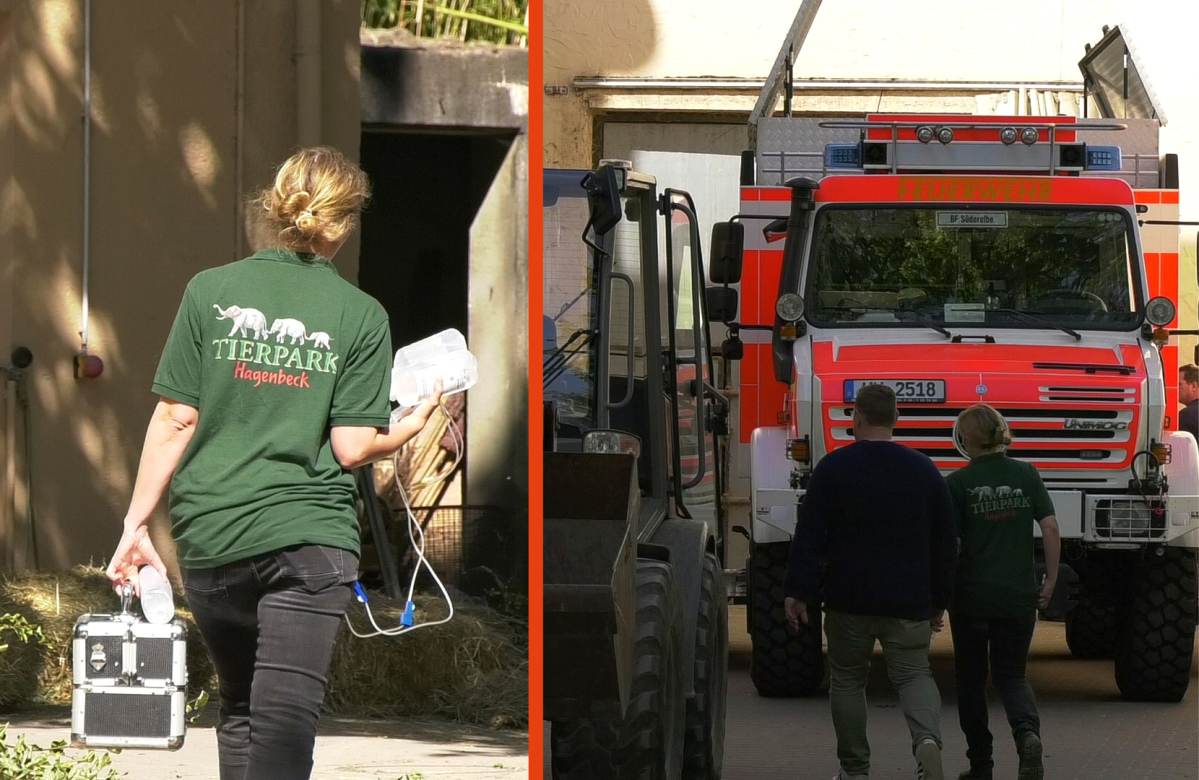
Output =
[
  {"x1": 581, "y1": 166, "x2": 622, "y2": 236},
  {"x1": 709, "y1": 222, "x2": 745, "y2": 284},
  {"x1": 706, "y1": 287, "x2": 739, "y2": 323}
]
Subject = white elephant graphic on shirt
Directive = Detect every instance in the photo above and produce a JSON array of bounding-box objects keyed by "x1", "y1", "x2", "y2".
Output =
[
  {"x1": 214, "y1": 304, "x2": 268, "y2": 340},
  {"x1": 1012, "y1": 488, "x2": 1024, "y2": 498},
  {"x1": 269, "y1": 318, "x2": 309, "y2": 345},
  {"x1": 968, "y1": 486, "x2": 994, "y2": 502},
  {"x1": 995, "y1": 486, "x2": 1013, "y2": 499},
  {"x1": 306, "y1": 331, "x2": 333, "y2": 350}
]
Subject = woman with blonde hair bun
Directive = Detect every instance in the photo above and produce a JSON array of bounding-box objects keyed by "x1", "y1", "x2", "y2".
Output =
[
  {"x1": 105, "y1": 146, "x2": 443, "y2": 780},
  {"x1": 946, "y1": 404, "x2": 1059, "y2": 780}
]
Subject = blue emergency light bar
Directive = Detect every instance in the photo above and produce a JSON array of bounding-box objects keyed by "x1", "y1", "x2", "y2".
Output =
[
  {"x1": 1084, "y1": 145, "x2": 1122, "y2": 171},
  {"x1": 822, "y1": 141, "x2": 1124, "y2": 173},
  {"x1": 824, "y1": 143, "x2": 861, "y2": 168}
]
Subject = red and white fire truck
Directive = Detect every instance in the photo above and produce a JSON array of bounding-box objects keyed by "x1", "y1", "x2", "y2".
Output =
[{"x1": 714, "y1": 19, "x2": 1198, "y2": 703}]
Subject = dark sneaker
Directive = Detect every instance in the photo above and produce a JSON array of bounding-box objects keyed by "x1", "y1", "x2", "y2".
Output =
[
  {"x1": 957, "y1": 768, "x2": 993, "y2": 780},
  {"x1": 1016, "y1": 733, "x2": 1044, "y2": 780},
  {"x1": 915, "y1": 738, "x2": 944, "y2": 780}
]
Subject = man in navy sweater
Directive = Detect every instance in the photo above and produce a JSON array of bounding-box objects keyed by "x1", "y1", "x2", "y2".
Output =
[
  {"x1": 1180, "y1": 364, "x2": 1198, "y2": 443},
  {"x1": 785, "y1": 384, "x2": 957, "y2": 780}
]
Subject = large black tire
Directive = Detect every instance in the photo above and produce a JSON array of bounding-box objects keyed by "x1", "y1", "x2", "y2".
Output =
[
  {"x1": 683, "y1": 553, "x2": 728, "y2": 780},
  {"x1": 1114, "y1": 548, "x2": 1197, "y2": 702},
  {"x1": 551, "y1": 720, "x2": 620, "y2": 779},
  {"x1": 749, "y1": 542, "x2": 824, "y2": 697},
  {"x1": 1065, "y1": 591, "x2": 1118, "y2": 659},
  {"x1": 550, "y1": 560, "x2": 685, "y2": 780}
]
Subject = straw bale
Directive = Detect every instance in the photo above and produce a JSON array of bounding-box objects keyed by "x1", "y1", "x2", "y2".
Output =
[
  {"x1": 0, "y1": 569, "x2": 525, "y2": 728},
  {"x1": 325, "y1": 591, "x2": 527, "y2": 727},
  {"x1": 0, "y1": 567, "x2": 216, "y2": 705}
]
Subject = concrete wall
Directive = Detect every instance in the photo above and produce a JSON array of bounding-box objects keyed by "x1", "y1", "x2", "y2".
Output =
[{"x1": 0, "y1": 0, "x2": 361, "y2": 573}]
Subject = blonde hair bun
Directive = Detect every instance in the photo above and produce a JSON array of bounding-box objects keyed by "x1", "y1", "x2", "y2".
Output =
[
  {"x1": 957, "y1": 404, "x2": 1013, "y2": 452},
  {"x1": 257, "y1": 147, "x2": 370, "y2": 251}
]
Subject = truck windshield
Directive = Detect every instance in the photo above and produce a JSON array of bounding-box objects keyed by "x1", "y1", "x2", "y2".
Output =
[
  {"x1": 543, "y1": 171, "x2": 599, "y2": 427},
  {"x1": 805, "y1": 207, "x2": 1141, "y2": 330}
]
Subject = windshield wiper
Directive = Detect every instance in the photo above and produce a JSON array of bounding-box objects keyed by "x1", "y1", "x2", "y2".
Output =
[
  {"x1": 817, "y1": 305, "x2": 953, "y2": 338},
  {"x1": 990, "y1": 308, "x2": 1082, "y2": 341}
]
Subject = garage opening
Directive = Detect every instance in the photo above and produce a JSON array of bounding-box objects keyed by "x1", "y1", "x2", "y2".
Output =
[
  {"x1": 358, "y1": 128, "x2": 516, "y2": 352},
  {"x1": 356, "y1": 127, "x2": 519, "y2": 596}
]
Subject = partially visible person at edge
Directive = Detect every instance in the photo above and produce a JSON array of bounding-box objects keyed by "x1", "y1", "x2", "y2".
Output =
[
  {"x1": 105, "y1": 147, "x2": 445, "y2": 780},
  {"x1": 1180, "y1": 363, "x2": 1198, "y2": 442},
  {"x1": 947, "y1": 404, "x2": 1060, "y2": 780},
  {"x1": 784, "y1": 384, "x2": 957, "y2": 780}
]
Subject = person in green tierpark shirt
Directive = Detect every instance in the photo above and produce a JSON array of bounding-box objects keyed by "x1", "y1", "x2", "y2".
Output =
[
  {"x1": 946, "y1": 404, "x2": 1060, "y2": 780},
  {"x1": 103, "y1": 147, "x2": 445, "y2": 780}
]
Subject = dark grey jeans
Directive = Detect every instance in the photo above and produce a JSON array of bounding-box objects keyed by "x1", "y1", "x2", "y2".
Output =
[
  {"x1": 182, "y1": 544, "x2": 358, "y2": 780},
  {"x1": 950, "y1": 612, "x2": 1041, "y2": 772}
]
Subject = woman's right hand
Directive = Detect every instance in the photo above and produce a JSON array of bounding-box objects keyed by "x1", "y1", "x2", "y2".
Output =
[
  {"x1": 106, "y1": 525, "x2": 168, "y2": 599},
  {"x1": 411, "y1": 379, "x2": 445, "y2": 427}
]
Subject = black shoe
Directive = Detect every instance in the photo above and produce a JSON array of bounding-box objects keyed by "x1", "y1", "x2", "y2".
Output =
[
  {"x1": 1016, "y1": 733, "x2": 1043, "y2": 780},
  {"x1": 957, "y1": 769, "x2": 992, "y2": 780}
]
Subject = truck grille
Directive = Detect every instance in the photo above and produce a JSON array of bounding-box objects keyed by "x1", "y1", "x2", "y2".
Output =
[{"x1": 826, "y1": 405, "x2": 1136, "y2": 466}]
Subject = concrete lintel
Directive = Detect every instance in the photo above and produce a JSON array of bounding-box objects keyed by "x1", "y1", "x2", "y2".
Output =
[
  {"x1": 361, "y1": 45, "x2": 528, "y2": 132},
  {"x1": 584, "y1": 91, "x2": 993, "y2": 115}
]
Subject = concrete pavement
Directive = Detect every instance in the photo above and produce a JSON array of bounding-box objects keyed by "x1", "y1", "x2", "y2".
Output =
[
  {"x1": 543, "y1": 606, "x2": 1199, "y2": 778},
  {"x1": 722, "y1": 605, "x2": 1199, "y2": 780},
  {"x1": 6, "y1": 708, "x2": 528, "y2": 779}
]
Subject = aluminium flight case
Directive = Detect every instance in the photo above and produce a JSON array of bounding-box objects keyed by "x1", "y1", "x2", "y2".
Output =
[{"x1": 70, "y1": 583, "x2": 188, "y2": 750}]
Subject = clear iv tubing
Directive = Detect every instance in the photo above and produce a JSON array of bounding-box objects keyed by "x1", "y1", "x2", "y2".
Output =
[{"x1": 344, "y1": 401, "x2": 461, "y2": 639}]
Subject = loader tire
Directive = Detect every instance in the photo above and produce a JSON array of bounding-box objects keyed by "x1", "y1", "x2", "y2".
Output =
[
  {"x1": 1115, "y1": 548, "x2": 1197, "y2": 702},
  {"x1": 749, "y1": 542, "x2": 824, "y2": 697},
  {"x1": 1065, "y1": 591, "x2": 1118, "y2": 659},
  {"x1": 683, "y1": 553, "x2": 728, "y2": 779},
  {"x1": 550, "y1": 719, "x2": 619, "y2": 780},
  {"x1": 550, "y1": 559, "x2": 685, "y2": 780}
]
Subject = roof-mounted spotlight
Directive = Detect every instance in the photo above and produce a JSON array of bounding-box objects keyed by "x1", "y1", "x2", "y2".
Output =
[
  {"x1": 1021, "y1": 127, "x2": 1039, "y2": 145},
  {"x1": 1000, "y1": 127, "x2": 1018, "y2": 145},
  {"x1": 936, "y1": 127, "x2": 954, "y2": 145},
  {"x1": 916, "y1": 126, "x2": 935, "y2": 144}
]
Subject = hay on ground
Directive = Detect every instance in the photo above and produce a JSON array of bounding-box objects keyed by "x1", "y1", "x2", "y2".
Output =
[
  {"x1": 0, "y1": 568, "x2": 526, "y2": 728},
  {"x1": 0, "y1": 566, "x2": 216, "y2": 705},
  {"x1": 326, "y1": 591, "x2": 527, "y2": 727}
]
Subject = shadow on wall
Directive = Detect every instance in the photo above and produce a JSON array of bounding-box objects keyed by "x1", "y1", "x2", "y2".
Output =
[
  {"x1": 544, "y1": 0, "x2": 658, "y2": 77},
  {"x1": 3, "y1": 3, "x2": 356, "y2": 574},
  {"x1": 543, "y1": 0, "x2": 657, "y2": 165}
]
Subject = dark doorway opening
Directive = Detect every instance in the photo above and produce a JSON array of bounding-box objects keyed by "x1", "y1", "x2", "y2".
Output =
[
  {"x1": 358, "y1": 128, "x2": 516, "y2": 353},
  {"x1": 357, "y1": 127, "x2": 519, "y2": 600}
]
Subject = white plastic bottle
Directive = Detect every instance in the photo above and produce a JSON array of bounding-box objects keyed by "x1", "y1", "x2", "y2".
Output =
[
  {"x1": 138, "y1": 565, "x2": 175, "y2": 625},
  {"x1": 391, "y1": 328, "x2": 478, "y2": 409}
]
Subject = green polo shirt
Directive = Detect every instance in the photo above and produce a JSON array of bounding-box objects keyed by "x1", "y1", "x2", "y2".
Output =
[
  {"x1": 946, "y1": 453, "x2": 1056, "y2": 620},
  {"x1": 152, "y1": 248, "x2": 392, "y2": 568}
]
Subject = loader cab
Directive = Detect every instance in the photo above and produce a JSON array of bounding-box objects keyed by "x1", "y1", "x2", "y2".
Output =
[{"x1": 543, "y1": 164, "x2": 728, "y2": 548}]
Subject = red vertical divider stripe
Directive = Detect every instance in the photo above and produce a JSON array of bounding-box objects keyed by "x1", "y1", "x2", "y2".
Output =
[{"x1": 528, "y1": 0, "x2": 544, "y2": 769}]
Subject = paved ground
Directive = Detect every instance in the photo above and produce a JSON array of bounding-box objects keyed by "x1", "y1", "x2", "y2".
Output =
[
  {"x1": 723, "y1": 606, "x2": 1199, "y2": 780},
  {"x1": 544, "y1": 606, "x2": 1199, "y2": 778},
  {"x1": 5, "y1": 707, "x2": 528, "y2": 779}
]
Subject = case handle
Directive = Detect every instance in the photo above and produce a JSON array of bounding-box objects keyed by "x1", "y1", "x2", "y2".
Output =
[{"x1": 120, "y1": 582, "x2": 133, "y2": 617}]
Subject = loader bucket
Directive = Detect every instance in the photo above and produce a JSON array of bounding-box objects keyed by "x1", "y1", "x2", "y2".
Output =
[{"x1": 543, "y1": 451, "x2": 639, "y2": 721}]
